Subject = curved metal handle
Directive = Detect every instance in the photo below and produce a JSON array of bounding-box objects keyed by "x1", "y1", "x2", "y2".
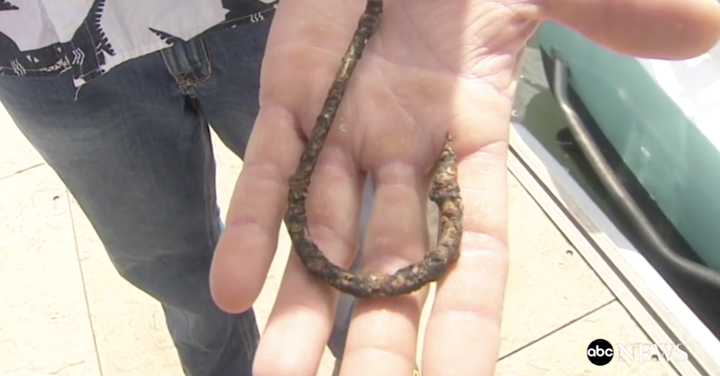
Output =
[{"x1": 550, "y1": 50, "x2": 720, "y2": 290}]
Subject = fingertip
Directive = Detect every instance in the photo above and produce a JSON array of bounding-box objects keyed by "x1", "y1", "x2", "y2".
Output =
[
  {"x1": 210, "y1": 229, "x2": 269, "y2": 313},
  {"x1": 541, "y1": 0, "x2": 720, "y2": 60}
]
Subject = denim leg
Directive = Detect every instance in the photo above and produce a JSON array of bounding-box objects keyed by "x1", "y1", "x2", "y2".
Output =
[
  {"x1": 192, "y1": 21, "x2": 272, "y2": 160},
  {"x1": 1, "y1": 13, "x2": 370, "y2": 376},
  {"x1": 0, "y1": 31, "x2": 261, "y2": 376}
]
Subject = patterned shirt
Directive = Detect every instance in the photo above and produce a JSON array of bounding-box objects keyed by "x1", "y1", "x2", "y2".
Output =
[{"x1": 0, "y1": 0, "x2": 278, "y2": 87}]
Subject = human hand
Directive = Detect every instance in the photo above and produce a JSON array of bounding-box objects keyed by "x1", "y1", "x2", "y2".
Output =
[{"x1": 209, "y1": 0, "x2": 720, "y2": 375}]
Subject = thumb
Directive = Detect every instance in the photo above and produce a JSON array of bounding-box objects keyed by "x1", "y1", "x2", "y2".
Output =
[{"x1": 539, "y1": 0, "x2": 720, "y2": 59}]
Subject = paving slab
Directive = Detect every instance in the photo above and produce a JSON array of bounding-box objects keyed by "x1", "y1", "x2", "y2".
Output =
[
  {"x1": 499, "y1": 174, "x2": 616, "y2": 356},
  {"x1": 495, "y1": 301, "x2": 681, "y2": 376},
  {"x1": 0, "y1": 166, "x2": 100, "y2": 376}
]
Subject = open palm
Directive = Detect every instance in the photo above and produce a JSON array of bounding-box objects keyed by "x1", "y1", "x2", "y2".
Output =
[{"x1": 209, "y1": 0, "x2": 720, "y2": 375}]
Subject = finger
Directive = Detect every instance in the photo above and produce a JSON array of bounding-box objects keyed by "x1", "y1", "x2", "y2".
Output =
[
  {"x1": 539, "y1": 0, "x2": 720, "y2": 59},
  {"x1": 210, "y1": 104, "x2": 305, "y2": 313},
  {"x1": 421, "y1": 141, "x2": 510, "y2": 376},
  {"x1": 254, "y1": 143, "x2": 365, "y2": 376},
  {"x1": 340, "y1": 162, "x2": 431, "y2": 376}
]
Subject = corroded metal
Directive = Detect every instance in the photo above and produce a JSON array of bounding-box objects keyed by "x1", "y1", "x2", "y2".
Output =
[{"x1": 285, "y1": 0, "x2": 463, "y2": 298}]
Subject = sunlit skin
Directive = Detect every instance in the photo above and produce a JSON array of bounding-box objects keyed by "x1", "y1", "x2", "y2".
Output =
[{"x1": 208, "y1": 0, "x2": 720, "y2": 375}]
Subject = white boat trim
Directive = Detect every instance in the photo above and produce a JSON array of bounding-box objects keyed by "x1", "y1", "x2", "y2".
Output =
[{"x1": 508, "y1": 122, "x2": 720, "y2": 376}]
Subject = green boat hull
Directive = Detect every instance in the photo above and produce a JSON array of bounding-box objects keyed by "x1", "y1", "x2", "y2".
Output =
[{"x1": 536, "y1": 21, "x2": 720, "y2": 272}]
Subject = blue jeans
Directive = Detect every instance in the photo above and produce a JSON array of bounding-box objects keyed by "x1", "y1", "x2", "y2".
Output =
[{"x1": 0, "y1": 16, "x2": 364, "y2": 376}]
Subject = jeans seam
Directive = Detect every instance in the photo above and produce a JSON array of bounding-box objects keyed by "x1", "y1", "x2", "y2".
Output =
[
  {"x1": 198, "y1": 31, "x2": 258, "y2": 361},
  {"x1": 240, "y1": 313, "x2": 255, "y2": 361},
  {"x1": 191, "y1": 59, "x2": 256, "y2": 374},
  {"x1": 196, "y1": 102, "x2": 235, "y2": 374},
  {"x1": 193, "y1": 37, "x2": 214, "y2": 88},
  {"x1": 192, "y1": 102, "x2": 216, "y2": 262},
  {"x1": 180, "y1": 38, "x2": 214, "y2": 93},
  {"x1": 160, "y1": 38, "x2": 214, "y2": 94}
]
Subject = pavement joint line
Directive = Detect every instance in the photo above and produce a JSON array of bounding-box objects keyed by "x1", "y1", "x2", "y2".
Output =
[
  {"x1": 0, "y1": 162, "x2": 46, "y2": 182},
  {"x1": 497, "y1": 297, "x2": 617, "y2": 361},
  {"x1": 66, "y1": 189, "x2": 106, "y2": 376}
]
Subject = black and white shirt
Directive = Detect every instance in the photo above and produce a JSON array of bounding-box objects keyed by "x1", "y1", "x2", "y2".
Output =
[{"x1": 0, "y1": 0, "x2": 278, "y2": 87}]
